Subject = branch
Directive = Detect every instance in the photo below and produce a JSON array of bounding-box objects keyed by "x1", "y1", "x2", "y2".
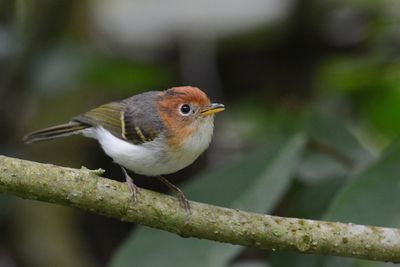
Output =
[{"x1": 1, "y1": 155, "x2": 399, "y2": 263}]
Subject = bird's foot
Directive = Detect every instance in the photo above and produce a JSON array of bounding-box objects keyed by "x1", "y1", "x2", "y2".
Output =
[
  {"x1": 120, "y1": 166, "x2": 138, "y2": 204},
  {"x1": 157, "y1": 176, "x2": 191, "y2": 214},
  {"x1": 176, "y1": 190, "x2": 191, "y2": 214}
]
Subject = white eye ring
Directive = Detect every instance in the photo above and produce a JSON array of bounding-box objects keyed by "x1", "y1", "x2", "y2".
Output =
[{"x1": 179, "y1": 104, "x2": 192, "y2": 116}]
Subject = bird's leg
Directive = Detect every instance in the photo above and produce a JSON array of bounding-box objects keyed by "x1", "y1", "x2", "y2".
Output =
[
  {"x1": 120, "y1": 166, "x2": 138, "y2": 203},
  {"x1": 157, "y1": 176, "x2": 191, "y2": 214}
]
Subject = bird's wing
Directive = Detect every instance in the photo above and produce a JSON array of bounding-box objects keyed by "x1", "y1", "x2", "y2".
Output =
[{"x1": 73, "y1": 98, "x2": 163, "y2": 145}]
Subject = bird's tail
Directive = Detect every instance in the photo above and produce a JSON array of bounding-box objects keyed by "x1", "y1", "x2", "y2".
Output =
[{"x1": 23, "y1": 122, "x2": 89, "y2": 144}]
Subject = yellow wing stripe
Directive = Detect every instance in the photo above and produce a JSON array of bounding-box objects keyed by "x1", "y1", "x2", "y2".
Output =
[
  {"x1": 120, "y1": 111, "x2": 127, "y2": 140},
  {"x1": 135, "y1": 127, "x2": 147, "y2": 143},
  {"x1": 78, "y1": 101, "x2": 159, "y2": 144}
]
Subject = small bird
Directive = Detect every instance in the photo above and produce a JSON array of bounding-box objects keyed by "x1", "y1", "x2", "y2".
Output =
[{"x1": 23, "y1": 86, "x2": 224, "y2": 212}]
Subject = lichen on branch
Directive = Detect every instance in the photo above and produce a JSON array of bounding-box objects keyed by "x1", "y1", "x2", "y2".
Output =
[{"x1": 0, "y1": 155, "x2": 399, "y2": 262}]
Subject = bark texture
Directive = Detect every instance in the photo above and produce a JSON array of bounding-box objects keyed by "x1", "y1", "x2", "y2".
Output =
[{"x1": 0, "y1": 155, "x2": 399, "y2": 262}]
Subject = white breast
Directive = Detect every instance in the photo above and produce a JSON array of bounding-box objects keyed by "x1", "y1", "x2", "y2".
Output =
[{"x1": 82, "y1": 117, "x2": 214, "y2": 176}]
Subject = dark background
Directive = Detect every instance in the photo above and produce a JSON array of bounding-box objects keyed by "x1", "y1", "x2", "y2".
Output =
[{"x1": 0, "y1": 1, "x2": 399, "y2": 267}]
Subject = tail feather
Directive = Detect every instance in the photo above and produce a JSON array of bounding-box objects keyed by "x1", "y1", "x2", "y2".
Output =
[{"x1": 23, "y1": 122, "x2": 89, "y2": 144}]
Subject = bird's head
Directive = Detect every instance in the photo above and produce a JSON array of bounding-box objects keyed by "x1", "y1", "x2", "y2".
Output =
[{"x1": 156, "y1": 86, "x2": 224, "y2": 147}]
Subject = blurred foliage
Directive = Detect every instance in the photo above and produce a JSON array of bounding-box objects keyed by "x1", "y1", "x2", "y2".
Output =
[
  {"x1": 317, "y1": 56, "x2": 400, "y2": 138},
  {"x1": 1, "y1": 0, "x2": 400, "y2": 267},
  {"x1": 271, "y1": 140, "x2": 400, "y2": 267},
  {"x1": 83, "y1": 57, "x2": 173, "y2": 91},
  {"x1": 325, "y1": 141, "x2": 400, "y2": 227}
]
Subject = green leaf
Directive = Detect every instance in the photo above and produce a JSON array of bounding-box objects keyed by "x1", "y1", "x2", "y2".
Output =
[
  {"x1": 109, "y1": 134, "x2": 306, "y2": 267},
  {"x1": 298, "y1": 108, "x2": 375, "y2": 183},
  {"x1": 270, "y1": 113, "x2": 373, "y2": 267},
  {"x1": 325, "y1": 141, "x2": 400, "y2": 226},
  {"x1": 306, "y1": 112, "x2": 374, "y2": 167},
  {"x1": 285, "y1": 176, "x2": 346, "y2": 219},
  {"x1": 229, "y1": 261, "x2": 270, "y2": 267},
  {"x1": 320, "y1": 140, "x2": 400, "y2": 267}
]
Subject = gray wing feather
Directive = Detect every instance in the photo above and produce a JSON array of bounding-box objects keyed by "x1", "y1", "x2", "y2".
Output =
[
  {"x1": 122, "y1": 91, "x2": 164, "y2": 144},
  {"x1": 73, "y1": 91, "x2": 164, "y2": 145}
]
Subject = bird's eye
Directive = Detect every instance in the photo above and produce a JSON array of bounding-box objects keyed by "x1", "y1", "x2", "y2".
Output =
[{"x1": 179, "y1": 104, "x2": 191, "y2": 115}]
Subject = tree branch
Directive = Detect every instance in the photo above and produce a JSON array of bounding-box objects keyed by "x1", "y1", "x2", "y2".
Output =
[{"x1": 0, "y1": 155, "x2": 399, "y2": 263}]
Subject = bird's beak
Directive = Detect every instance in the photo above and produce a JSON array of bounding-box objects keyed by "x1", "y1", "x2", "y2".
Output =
[{"x1": 200, "y1": 103, "x2": 225, "y2": 116}]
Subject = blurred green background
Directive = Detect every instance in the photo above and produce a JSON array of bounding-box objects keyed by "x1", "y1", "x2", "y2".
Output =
[{"x1": 1, "y1": 0, "x2": 400, "y2": 266}]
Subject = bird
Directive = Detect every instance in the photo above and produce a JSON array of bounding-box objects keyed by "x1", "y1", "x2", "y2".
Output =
[{"x1": 23, "y1": 86, "x2": 225, "y2": 212}]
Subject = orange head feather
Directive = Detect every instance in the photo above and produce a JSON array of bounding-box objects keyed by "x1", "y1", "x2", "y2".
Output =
[{"x1": 156, "y1": 86, "x2": 219, "y2": 149}]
